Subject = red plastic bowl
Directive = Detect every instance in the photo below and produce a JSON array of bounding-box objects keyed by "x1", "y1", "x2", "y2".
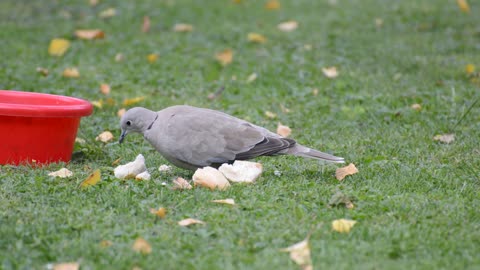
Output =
[{"x1": 0, "y1": 90, "x2": 93, "y2": 165}]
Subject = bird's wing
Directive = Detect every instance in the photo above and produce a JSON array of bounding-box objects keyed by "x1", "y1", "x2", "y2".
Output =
[{"x1": 163, "y1": 107, "x2": 294, "y2": 167}]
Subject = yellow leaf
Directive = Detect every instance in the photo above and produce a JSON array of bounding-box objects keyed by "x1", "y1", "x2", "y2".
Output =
[
  {"x1": 457, "y1": 0, "x2": 470, "y2": 13},
  {"x1": 132, "y1": 237, "x2": 152, "y2": 254},
  {"x1": 246, "y1": 73, "x2": 257, "y2": 83},
  {"x1": 123, "y1": 96, "x2": 145, "y2": 106},
  {"x1": 99, "y1": 7, "x2": 116, "y2": 18},
  {"x1": 212, "y1": 199, "x2": 235, "y2": 205},
  {"x1": 100, "y1": 240, "x2": 113, "y2": 248},
  {"x1": 62, "y1": 68, "x2": 80, "y2": 78},
  {"x1": 466, "y1": 64, "x2": 475, "y2": 74},
  {"x1": 91, "y1": 100, "x2": 103, "y2": 109},
  {"x1": 147, "y1": 53, "x2": 158, "y2": 63},
  {"x1": 36, "y1": 67, "x2": 49, "y2": 76},
  {"x1": 48, "y1": 38, "x2": 70, "y2": 56},
  {"x1": 322, "y1": 66, "x2": 339, "y2": 78},
  {"x1": 277, "y1": 20, "x2": 298, "y2": 32},
  {"x1": 100, "y1": 83, "x2": 111, "y2": 95},
  {"x1": 280, "y1": 238, "x2": 312, "y2": 270},
  {"x1": 149, "y1": 207, "x2": 167, "y2": 218},
  {"x1": 433, "y1": 134, "x2": 455, "y2": 144},
  {"x1": 248, "y1": 33, "x2": 267, "y2": 43},
  {"x1": 335, "y1": 163, "x2": 358, "y2": 181},
  {"x1": 215, "y1": 49, "x2": 233, "y2": 66},
  {"x1": 74, "y1": 29, "x2": 105, "y2": 40},
  {"x1": 265, "y1": 0, "x2": 281, "y2": 10},
  {"x1": 142, "y1": 16, "x2": 151, "y2": 33},
  {"x1": 178, "y1": 218, "x2": 206, "y2": 226},
  {"x1": 53, "y1": 262, "x2": 80, "y2": 270},
  {"x1": 265, "y1": 111, "x2": 277, "y2": 119},
  {"x1": 80, "y1": 169, "x2": 101, "y2": 188},
  {"x1": 332, "y1": 218, "x2": 357, "y2": 233},
  {"x1": 276, "y1": 123, "x2": 291, "y2": 137},
  {"x1": 312, "y1": 88, "x2": 319, "y2": 96},
  {"x1": 95, "y1": 131, "x2": 114, "y2": 143},
  {"x1": 173, "y1": 23, "x2": 194, "y2": 32}
]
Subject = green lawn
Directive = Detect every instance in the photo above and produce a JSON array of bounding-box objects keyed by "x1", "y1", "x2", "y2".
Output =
[{"x1": 1, "y1": 0, "x2": 480, "y2": 269}]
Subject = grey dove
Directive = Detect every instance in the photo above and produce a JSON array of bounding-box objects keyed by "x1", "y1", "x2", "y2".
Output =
[{"x1": 119, "y1": 106, "x2": 344, "y2": 170}]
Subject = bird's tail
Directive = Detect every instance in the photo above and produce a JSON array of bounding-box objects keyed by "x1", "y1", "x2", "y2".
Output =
[{"x1": 286, "y1": 144, "x2": 345, "y2": 163}]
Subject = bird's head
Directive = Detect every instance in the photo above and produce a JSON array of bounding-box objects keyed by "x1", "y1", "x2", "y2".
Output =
[{"x1": 119, "y1": 107, "x2": 157, "y2": 143}]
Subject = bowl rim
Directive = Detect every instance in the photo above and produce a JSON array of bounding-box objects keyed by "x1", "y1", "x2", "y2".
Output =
[{"x1": 0, "y1": 90, "x2": 93, "y2": 117}]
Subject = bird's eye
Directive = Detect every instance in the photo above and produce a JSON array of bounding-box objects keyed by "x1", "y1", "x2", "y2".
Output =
[{"x1": 126, "y1": 120, "x2": 132, "y2": 126}]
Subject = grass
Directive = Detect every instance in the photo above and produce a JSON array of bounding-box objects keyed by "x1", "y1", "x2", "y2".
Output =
[{"x1": 1, "y1": 0, "x2": 480, "y2": 269}]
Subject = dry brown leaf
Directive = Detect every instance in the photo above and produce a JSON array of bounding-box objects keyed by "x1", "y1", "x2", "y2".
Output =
[
  {"x1": 100, "y1": 240, "x2": 113, "y2": 248},
  {"x1": 48, "y1": 168, "x2": 73, "y2": 178},
  {"x1": 265, "y1": 111, "x2": 277, "y2": 119},
  {"x1": 280, "y1": 238, "x2": 312, "y2": 270},
  {"x1": 48, "y1": 38, "x2": 70, "y2": 56},
  {"x1": 277, "y1": 20, "x2": 298, "y2": 32},
  {"x1": 173, "y1": 23, "x2": 194, "y2": 32},
  {"x1": 80, "y1": 169, "x2": 101, "y2": 188},
  {"x1": 277, "y1": 123, "x2": 292, "y2": 137},
  {"x1": 265, "y1": 0, "x2": 281, "y2": 10},
  {"x1": 132, "y1": 237, "x2": 152, "y2": 254},
  {"x1": 322, "y1": 66, "x2": 339, "y2": 78},
  {"x1": 212, "y1": 199, "x2": 235, "y2": 205},
  {"x1": 53, "y1": 262, "x2": 80, "y2": 270},
  {"x1": 172, "y1": 177, "x2": 193, "y2": 190},
  {"x1": 147, "y1": 53, "x2": 158, "y2": 63},
  {"x1": 99, "y1": 8, "x2": 116, "y2": 18},
  {"x1": 36, "y1": 67, "x2": 49, "y2": 76},
  {"x1": 457, "y1": 0, "x2": 470, "y2": 13},
  {"x1": 123, "y1": 96, "x2": 145, "y2": 106},
  {"x1": 100, "y1": 83, "x2": 111, "y2": 95},
  {"x1": 178, "y1": 218, "x2": 205, "y2": 226},
  {"x1": 335, "y1": 163, "x2": 358, "y2": 181},
  {"x1": 218, "y1": 160, "x2": 263, "y2": 183},
  {"x1": 62, "y1": 68, "x2": 80, "y2": 78},
  {"x1": 74, "y1": 29, "x2": 105, "y2": 40},
  {"x1": 149, "y1": 207, "x2": 167, "y2": 218},
  {"x1": 246, "y1": 73, "x2": 257, "y2": 83},
  {"x1": 193, "y1": 166, "x2": 230, "y2": 190},
  {"x1": 215, "y1": 49, "x2": 233, "y2": 66},
  {"x1": 247, "y1": 33, "x2": 267, "y2": 43},
  {"x1": 466, "y1": 64, "x2": 475, "y2": 74},
  {"x1": 142, "y1": 16, "x2": 151, "y2": 33},
  {"x1": 433, "y1": 134, "x2": 455, "y2": 144},
  {"x1": 114, "y1": 154, "x2": 147, "y2": 179},
  {"x1": 112, "y1": 158, "x2": 122, "y2": 166},
  {"x1": 96, "y1": 131, "x2": 114, "y2": 143},
  {"x1": 332, "y1": 218, "x2": 357, "y2": 233}
]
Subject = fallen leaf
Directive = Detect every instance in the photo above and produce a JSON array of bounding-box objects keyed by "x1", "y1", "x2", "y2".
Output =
[
  {"x1": 246, "y1": 73, "x2": 257, "y2": 83},
  {"x1": 135, "y1": 171, "x2": 151, "y2": 181},
  {"x1": 123, "y1": 96, "x2": 145, "y2": 106},
  {"x1": 147, "y1": 53, "x2": 158, "y2": 63},
  {"x1": 265, "y1": 111, "x2": 277, "y2": 119},
  {"x1": 173, "y1": 23, "x2": 194, "y2": 32},
  {"x1": 172, "y1": 177, "x2": 193, "y2": 190},
  {"x1": 100, "y1": 83, "x2": 111, "y2": 95},
  {"x1": 466, "y1": 64, "x2": 475, "y2": 75},
  {"x1": 411, "y1": 103, "x2": 422, "y2": 111},
  {"x1": 80, "y1": 169, "x2": 101, "y2": 188},
  {"x1": 335, "y1": 163, "x2": 358, "y2": 181},
  {"x1": 280, "y1": 238, "x2": 312, "y2": 270},
  {"x1": 117, "y1": 108, "x2": 126, "y2": 117},
  {"x1": 114, "y1": 154, "x2": 147, "y2": 179},
  {"x1": 178, "y1": 218, "x2": 205, "y2": 226},
  {"x1": 322, "y1": 66, "x2": 339, "y2": 78},
  {"x1": 218, "y1": 160, "x2": 263, "y2": 183},
  {"x1": 215, "y1": 49, "x2": 233, "y2": 66},
  {"x1": 247, "y1": 33, "x2": 267, "y2": 43},
  {"x1": 112, "y1": 158, "x2": 122, "y2": 166},
  {"x1": 375, "y1": 18, "x2": 384, "y2": 28},
  {"x1": 48, "y1": 38, "x2": 70, "y2": 56},
  {"x1": 265, "y1": 0, "x2": 280, "y2": 10},
  {"x1": 433, "y1": 134, "x2": 455, "y2": 144},
  {"x1": 36, "y1": 67, "x2": 49, "y2": 76},
  {"x1": 99, "y1": 8, "x2": 117, "y2": 18},
  {"x1": 312, "y1": 88, "x2": 319, "y2": 96},
  {"x1": 142, "y1": 16, "x2": 151, "y2": 33},
  {"x1": 193, "y1": 166, "x2": 230, "y2": 190},
  {"x1": 328, "y1": 190, "x2": 355, "y2": 209},
  {"x1": 280, "y1": 104, "x2": 291, "y2": 113},
  {"x1": 276, "y1": 123, "x2": 292, "y2": 137},
  {"x1": 96, "y1": 131, "x2": 114, "y2": 143},
  {"x1": 149, "y1": 207, "x2": 167, "y2": 218},
  {"x1": 48, "y1": 168, "x2": 73, "y2": 178},
  {"x1": 91, "y1": 100, "x2": 103, "y2": 109},
  {"x1": 100, "y1": 240, "x2": 113, "y2": 248},
  {"x1": 277, "y1": 20, "x2": 298, "y2": 32},
  {"x1": 74, "y1": 29, "x2": 105, "y2": 40},
  {"x1": 332, "y1": 218, "x2": 357, "y2": 233},
  {"x1": 115, "y1": 53, "x2": 124, "y2": 62},
  {"x1": 457, "y1": 0, "x2": 470, "y2": 13},
  {"x1": 212, "y1": 199, "x2": 235, "y2": 205},
  {"x1": 132, "y1": 237, "x2": 152, "y2": 254},
  {"x1": 62, "y1": 68, "x2": 80, "y2": 78},
  {"x1": 52, "y1": 262, "x2": 80, "y2": 270}
]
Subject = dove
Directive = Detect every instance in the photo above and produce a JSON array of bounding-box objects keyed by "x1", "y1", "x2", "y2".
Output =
[{"x1": 119, "y1": 106, "x2": 344, "y2": 170}]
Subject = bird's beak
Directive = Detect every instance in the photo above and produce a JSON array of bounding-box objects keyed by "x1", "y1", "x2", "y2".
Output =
[{"x1": 119, "y1": 129, "x2": 127, "y2": 143}]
